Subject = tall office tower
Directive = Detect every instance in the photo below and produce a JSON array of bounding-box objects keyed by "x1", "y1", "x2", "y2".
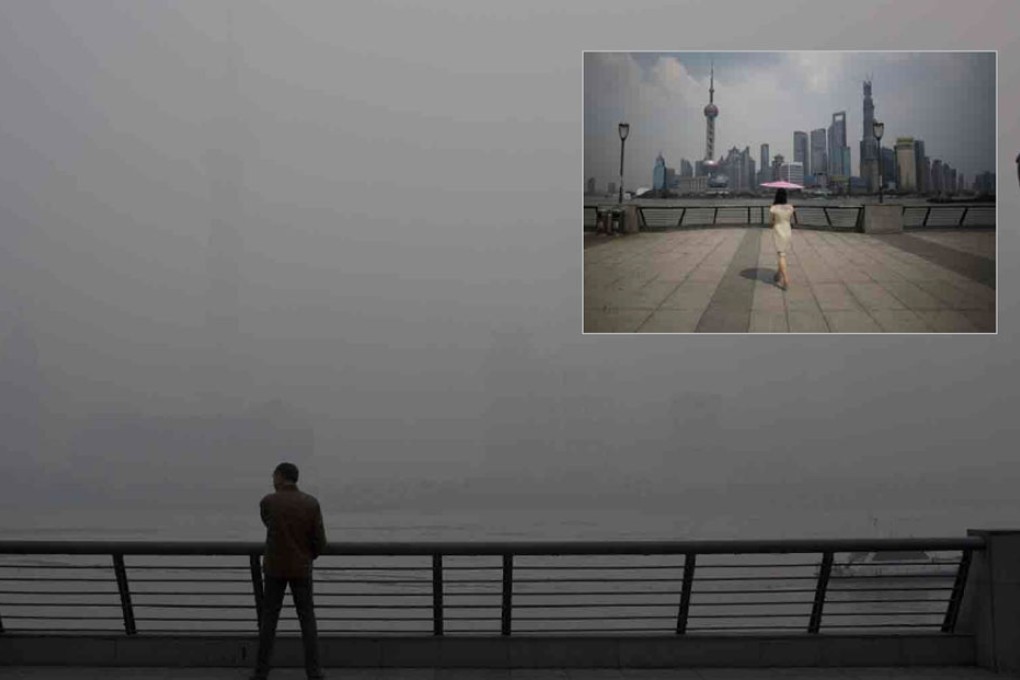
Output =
[
  {"x1": 828, "y1": 111, "x2": 850, "y2": 177},
  {"x1": 793, "y1": 132, "x2": 809, "y2": 176},
  {"x1": 760, "y1": 144, "x2": 769, "y2": 183},
  {"x1": 923, "y1": 157, "x2": 931, "y2": 194},
  {"x1": 748, "y1": 158, "x2": 756, "y2": 191},
  {"x1": 771, "y1": 154, "x2": 785, "y2": 181},
  {"x1": 810, "y1": 128, "x2": 827, "y2": 183},
  {"x1": 881, "y1": 148, "x2": 897, "y2": 189},
  {"x1": 703, "y1": 62, "x2": 720, "y2": 173},
  {"x1": 860, "y1": 79, "x2": 879, "y2": 191},
  {"x1": 780, "y1": 162, "x2": 805, "y2": 186},
  {"x1": 931, "y1": 159, "x2": 943, "y2": 192},
  {"x1": 949, "y1": 167, "x2": 957, "y2": 193},
  {"x1": 653, "y1": 153, "x2": 667, "y2": 191},
  {"x1": 680, "y1": 159, "x2": 693, "y2": 178},
  {"x1": 913, "y1": 140, "x2": 926, "y2": 193},
  {"x1": 586, "y1": 177, "x2": 595, "y2": 194},
  {"x1": 201, "y1": 3, "x2": 252, "y2": 414},
  {"x1": 665, "y1": 167, "x2": 677, "y2": 189},
  {"x1": 894, "y1": 138, "x2": 917, "y2": 191}
]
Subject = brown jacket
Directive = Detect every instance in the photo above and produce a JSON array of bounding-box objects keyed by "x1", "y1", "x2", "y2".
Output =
[{"x1": 260, "y1": 483, "x2": 327, "y2": 579}]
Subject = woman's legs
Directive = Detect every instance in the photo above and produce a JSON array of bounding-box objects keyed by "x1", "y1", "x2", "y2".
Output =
[{"x1": 777, "y1": 253, "x2": 789, "y2": 288}]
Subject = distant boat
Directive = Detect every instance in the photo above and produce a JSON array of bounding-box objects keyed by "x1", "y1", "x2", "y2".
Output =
[
  {"x1": 821, "y1": 515, "x2": 959, "y2": 579},
  {"x1": 829, "y1": 549, "x2": 958, "y2": 578}
]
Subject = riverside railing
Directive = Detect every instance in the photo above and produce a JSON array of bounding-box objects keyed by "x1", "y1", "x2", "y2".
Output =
[
  {"x1": 583, "y1": 204, "x2": 996, "y2": 232},
  {"x1": 0, "y1": 537, "x2": 982, "y2": 637}
]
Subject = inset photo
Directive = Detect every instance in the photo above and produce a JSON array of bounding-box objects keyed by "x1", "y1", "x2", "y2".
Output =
[{"x1": 583, "y1": 52, "x2": 996, "y2": 334}]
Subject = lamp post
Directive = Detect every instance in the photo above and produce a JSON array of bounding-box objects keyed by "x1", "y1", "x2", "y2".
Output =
[
  {"x1": 618, "y1": 122, "x2": 630, "y2": 205},
  {"x1": 873, "y1": 120, "x2": 885, "y2": 204}
]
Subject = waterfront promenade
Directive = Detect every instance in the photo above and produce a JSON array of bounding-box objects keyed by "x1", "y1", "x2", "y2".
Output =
[
  {"x1": 0, "y1": 666, "x2": 1014, "y2": 679},
  {"x1": 583, "y1": 228, "x2": 995, "y2": 333}
]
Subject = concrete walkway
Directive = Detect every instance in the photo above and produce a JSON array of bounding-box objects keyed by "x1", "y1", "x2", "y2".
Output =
[
  {"x1": 583, "y1": 228, "x2": 996, "y2": 333},
  {"x1": 0, "y1": 668, "x2": 1016, "y2": 679}
]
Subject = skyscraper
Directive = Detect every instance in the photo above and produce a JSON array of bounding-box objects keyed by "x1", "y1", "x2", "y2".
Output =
[
  {"x1": 810, "y1": 128, "x2": 827, "y2": 184},
  {"x1": 793, "y1": 132, "x2": 809, "y2": 176},
  {"x1": 828, "y1": 111, "x2": 850, "y2": 178},
  {"x1": 780, "y1": 162, "x2": 804, "y2": 186},
  {"x1": 895, "y1": 137, "x2": 916, "y2": 192},
  {"x1": 653, "y1": 153, "x2": 667, "y2": 191},
  {"x1": 913, "y1": 140, "x2": 926, "y2": 193},
  {"x1": 759, "y1": 143, "x2": 769, "y2": 184},
  {"x1": 680, "y1": 159, "x2": 693, "y2": 178},
  {"x1": 931, "y1": 159, "x2": 943, "y2": 193},
  {"x1": 771, "y1": 154, "x2": 785, "y2": 182},
  {"x1": 860, "y1": 79, "x2": 879, "y2": 191},
  {"x1": 881, "y1": 148, "x2": 896, "y2": 190}
]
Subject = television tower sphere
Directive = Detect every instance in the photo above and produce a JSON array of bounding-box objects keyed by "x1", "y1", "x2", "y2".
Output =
[{"x1": 704, "y1": 103, "x2": 718, "y2": 118}]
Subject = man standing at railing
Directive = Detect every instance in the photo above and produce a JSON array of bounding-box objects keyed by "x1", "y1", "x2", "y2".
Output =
[{"x1": 252, "y1": 462, "x2": 328, "y2": 680}]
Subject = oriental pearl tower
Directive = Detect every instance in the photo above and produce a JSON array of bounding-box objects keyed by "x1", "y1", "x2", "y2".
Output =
[{"x1": 703, "y1": 61, "x2": 720, "y2": 176}]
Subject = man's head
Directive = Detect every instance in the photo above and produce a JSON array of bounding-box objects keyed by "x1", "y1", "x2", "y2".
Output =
[{"x1": 273, "y1": 462, "x2": 299, "y2": 490}]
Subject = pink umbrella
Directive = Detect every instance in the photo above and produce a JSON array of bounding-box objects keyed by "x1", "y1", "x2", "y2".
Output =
[{"x1": 760, "y1": 180, "x2": 804, "y2": 189}]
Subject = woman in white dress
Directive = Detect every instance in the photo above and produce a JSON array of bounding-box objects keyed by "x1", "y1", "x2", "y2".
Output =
[{"x1": 769, "y1": 188, "x2": 795, "y2": 290}]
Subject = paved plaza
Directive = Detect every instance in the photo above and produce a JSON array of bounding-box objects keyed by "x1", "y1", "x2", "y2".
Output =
[
  {"x1": 583, "y1": 228, "x2": 996, "y2": 333},
  {"x1": 0, "y1": 667, "x2": 1015, "y2": 679}
]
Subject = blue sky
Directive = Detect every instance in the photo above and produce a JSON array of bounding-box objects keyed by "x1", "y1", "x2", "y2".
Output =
[{"x1": 584, "y1": 52, "x2": 996, "y2": 190}]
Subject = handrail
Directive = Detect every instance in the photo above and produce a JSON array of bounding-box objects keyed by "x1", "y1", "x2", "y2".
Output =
[
  {"x1": 583, "y1": 203, "x2": 996, "y2": 231},
  {"x1": 0, "y1": 537, "x2": 986, "y2": 555},
  {"x1": 0, "y1": 537, "x2": 986, "y2": 637}
]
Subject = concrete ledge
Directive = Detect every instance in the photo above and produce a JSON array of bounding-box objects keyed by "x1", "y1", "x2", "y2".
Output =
[{"x1": 0, "y1": 633, "x2": 975, "y2": 668}]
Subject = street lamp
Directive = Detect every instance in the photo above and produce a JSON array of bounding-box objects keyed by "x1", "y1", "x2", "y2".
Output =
[
  {"x1": 618, "y1": 122, "x2": 630, "y2": 204},
  {"x1": 873, "y1": 120, "x2": 885, "y2": 204}
]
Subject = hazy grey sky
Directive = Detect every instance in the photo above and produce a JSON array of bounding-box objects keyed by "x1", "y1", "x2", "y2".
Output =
[
  {"x1": 585, "y1": 51, "x2": 996, "y2": 190},
  {"x1": 1, "y1": 1, "x2": 1019, "y2": 538}
]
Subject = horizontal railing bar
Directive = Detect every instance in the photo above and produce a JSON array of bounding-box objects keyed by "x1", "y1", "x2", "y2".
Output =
[
  {"x1": 831, "y1": 572, "x2": 957, "y2": 578},
  {"x1": 0, "y1": 602, "x2": 122, "y2": 608},
  {"x1": 693, "y1": 576, "x2": 818, "y2": 582},
  {"x1": 687, "y1": 613, "x2": 813, "y2": 619},
  {"x1": 828, "y1": 586, "x2": 954, "y2": 592},
  {"x1": 690, "y1": 563, "x2": 823, "y2": 569},
  {"x1": 0, "y1": 590, "x2": 120, "y2": 595},
  {"x1": 687, "y1": 625, "x2": 830, "y2": 631},
  {"x1": 514, "y1": 632, "x2": 681, "y2": 636},
  {"x1": 129, "y1": 604, "x2": 257, "y2": 609},
  {"x1": 0, "y1": 565, "x2": 116, "y2": 570},
  {"x1": 824, "y1": 599, "x2": 950, "y2": 607},
  {"x1": 822, "y1": 623, "x2": 943, "y2": 628},
  {"x1": 513, "y1": 615, "x2": 675, "y2": 621},
  {"x1": 512, "y1": 565, "x2": 686, "y2": 571},
  {"x1": 515, "y1": 590, "x2": 684, "y2": 597},
  {"x1": 0, "y1": 578, "x2": 116, "y2": 583},
  {"x1": 3, "y1": 615, "x2": 126, "y2": 620},
  {"x1": 687, "y1": 588, "x2": 818, "y2": 594},
  {"x1": 0, "y1": 537, "x2": 985, "y2": 556},
  {"x1": 822, "y1": 612, "x2": 944, "y2": 617},
  {"x1": 688, "y1": 601, "x2": 814, "y2": 607},
  {"x1": 133, "y1": 618, "x2": 256, "y2": 622}
]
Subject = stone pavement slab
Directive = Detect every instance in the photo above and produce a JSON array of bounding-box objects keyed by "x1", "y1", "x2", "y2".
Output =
[{"x1": 583, "y1": 228, "x2": 995, "y2": 333}]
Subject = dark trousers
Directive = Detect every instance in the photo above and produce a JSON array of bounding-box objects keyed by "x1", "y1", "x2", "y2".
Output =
[{"x1": 254, "y1": 574, "x2": 324, "y2": 679}]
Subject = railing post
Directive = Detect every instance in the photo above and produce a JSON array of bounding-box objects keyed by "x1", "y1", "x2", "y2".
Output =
[
  {"x1": 501, "y1": 553, "x2": 513, "y2": 636},
  {"x1": 676, "y1": 553, "x2": 696, "y2": 635},
  {"x1": 943, "y1": 549, "x2": 973, "y2": 632},
  {"x1": 713, "y1": 207, "x2": 718, "y2": 225},
  {"x1": 747, "y1": 206, "x2": 750, "y2": 224},
  {"x1": 679, "y1": 207, "x2": 687, "y2": 228},
  {"x1": 809, "y1": 551, "x2": 833, "y2": 634},
  {"x1": 250, "y1": 553, "x2": 264, "y2": 632},
  {"x1": 432, "y1": 553, "x2": 444, "y2": 636},
  {"x1": 824, "y1": 208, "x2": 832, "y2": 227},
  {"x1": 112, "y1": 553, "x2": 136, "y2": 635},
  {"x1": 924, "y1": 206, "x2": 932, "y2": 226},
  {"x1": 959, "y1": 207, "x2": 968, "y2": 227}
]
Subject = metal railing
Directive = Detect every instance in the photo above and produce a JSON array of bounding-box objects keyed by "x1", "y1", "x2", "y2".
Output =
[
  {"x1": 583, "y1": 204, "x2": 996, "y2": 232},
  {"x1": 0, "y1": 537, "x2": 982, "y2": 636}
]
